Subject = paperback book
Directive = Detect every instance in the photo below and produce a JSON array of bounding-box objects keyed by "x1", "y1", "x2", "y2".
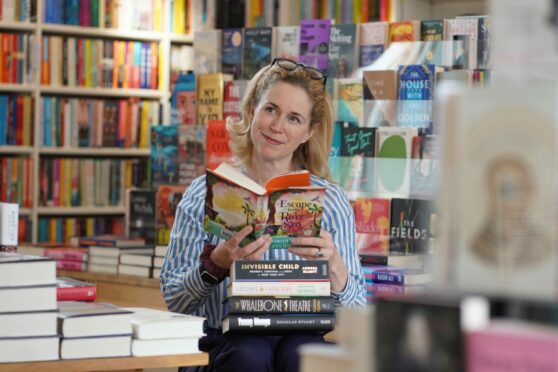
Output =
[
  {"x1": 223, "y1": 296, "x2": 335, "y2": 315},
  {"x1": 230, "y1": 260, "x2": 329, "y2": 281},
  {"x1": 223, "y1": 314, "x2": 335, "y2": 333},
  {"x1": 204, "y1": 163, "x2": 325, "y2": 249}
]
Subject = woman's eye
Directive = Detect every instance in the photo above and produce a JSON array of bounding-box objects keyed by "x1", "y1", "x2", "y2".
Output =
[
  {"x1": 265, "y1": 106, "x2": 275, "y2": 113},
  {"x1": 289, "y1": 116, "x2": 301, "y2": 124}
]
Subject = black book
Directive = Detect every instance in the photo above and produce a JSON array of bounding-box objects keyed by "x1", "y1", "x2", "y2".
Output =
[
  {"x1": 223, "y1": 296, "x2": 335, "y2": 315},
  {"x1": 230, "y1": 260, "x2": 329, "y2": 281},
  {"x1": 126, "y1": 189, "x2": 156, "y2": 245},
  {"x1": 222, "y1": 314, "x2": 335, "y2": 334},
  {"x1": 389, "y1": 198, "x2": 435, "y2": 255}
]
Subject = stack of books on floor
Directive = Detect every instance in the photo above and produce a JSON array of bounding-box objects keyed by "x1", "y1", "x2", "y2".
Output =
[
  {"x1": 0, "y1": 252, "x2": 59, "y2": 362},
  {"x1": 126, "y1": 307, "x2": 205, "y2": 356},
  {"x1": 152, "y1": 245, "x2": 168, "y2": 279},
  {"x1": 18, "y1": 243, "x2": 89, "y2": 271},
  {"x1": 79, "y1": 235, "x2": 152, "y2": 274},
  {"x1": 222, "y1": 260, "x2": 335, "y2": 334},
  {"x1": 57, "y1": 301, "x2": 133, "y2": 359},
  {"x1": 362, "y1": 263, "x2": 431, "y2": 303}
]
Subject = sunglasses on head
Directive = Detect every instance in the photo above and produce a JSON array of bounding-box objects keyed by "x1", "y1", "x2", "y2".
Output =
[{"x1": 270, "y1": 58, "x2": 328, "y2": 89}]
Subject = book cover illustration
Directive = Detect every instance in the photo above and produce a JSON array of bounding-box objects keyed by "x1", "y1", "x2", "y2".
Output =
[
  {"x1": 170, "y1": 72, "x2": 196, "y2": 126},
  {"x1": 397, "y1": 64, "x2": 436, "y2": 131},
  {"x1": 193, "y1": 30, "x2": 222, "y2": 75},
  {"x1": 389, "y1": 21, "x2": 420, "y2": 43},
  {"x1": 362, "y1": 70, "x2": 398, "y2": 128},
  {"x1": 271, "y1": 26, "x2": 300, "y2": 61},
  {"x1": 206, "y1": 120, "x2": 232, "y2": 170},
  {"x1": 298, "y1": 19, "x2": 331, "y2": 71},
  {"x1": 327, "y1": 24, "x2": 357, "y2": 79},
  {"x1": 178, "y1": 124, "x2": 206, "y2": 186},
  {"x1": 444, "y1": 18, "x2": 479, "y2": 70},
  {"x1": 359, "y1": 22, "x2": 389, "y2": 68},
  {"x1": 222, "y1": 28, "x2": 244, "y2": 79},
  {"x1": 151, "y1": 124, "x2": 179, "y2": 187},
  {"x1": 127, "y1": 189, "x2": 156, "y2": 245},
  {"x1": 389, "y1": 198, "x2": 435, "y2": 255},
  {"x1": 196, "y1": 73, "x2": 231, "y2": 126},
  {"x1": 223, "y1": 79, "x2": 249, "y2": 120},
  {"x1": 204, "y1": 164, "x2": 325, "y2": 249},
  {"x1": 335, "y1": 78, "x2": 363, "y2": 125},
  {"x1": 242, "y1": 27, "x2": 272, "y2": 79},
  {"x1": 354, "y1": 197, "x2": 390, "y2": 255},
  {"x1": 410, "y1": 134, "x2": 439, "y2": 199},
  {"x1": 420, "y1": 20, "x2": 444, "y2": 41},
  {"x1": 156, "y1": 184, "x2": 184, "y2": 245}
]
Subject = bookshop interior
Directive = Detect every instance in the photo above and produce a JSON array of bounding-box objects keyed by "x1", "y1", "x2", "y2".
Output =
[{"x1": 1, "y1": 0, "x2": 558, "y2": 371}]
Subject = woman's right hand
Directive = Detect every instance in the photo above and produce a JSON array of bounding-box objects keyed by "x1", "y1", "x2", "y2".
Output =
[{"x1": 209, "y1": 226, "x2": 272, "y2": 270}]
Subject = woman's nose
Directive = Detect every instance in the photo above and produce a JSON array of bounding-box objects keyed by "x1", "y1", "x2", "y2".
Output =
[{"x1": 269, "y1": 116, "x2": 286, "y2": 132}]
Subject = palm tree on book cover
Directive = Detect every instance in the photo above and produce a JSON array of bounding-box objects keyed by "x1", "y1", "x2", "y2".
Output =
[
  {"x1": 241, "y1": 201, "x2": 255, "y2": 226},
  {"x1": 309, "y1": 203, "x2": 323, "y2": 227}
]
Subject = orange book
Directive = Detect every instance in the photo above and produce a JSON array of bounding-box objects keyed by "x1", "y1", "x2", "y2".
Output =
[
  {"x1": 41, "y1": 35, "x2": 50, "y2": 85},
  {"x1": 206, "y1": 120, "x2": 232, "y2": 171},
  {"x1": 388, "y1": 20, "x2": 420, "y2": 43}
]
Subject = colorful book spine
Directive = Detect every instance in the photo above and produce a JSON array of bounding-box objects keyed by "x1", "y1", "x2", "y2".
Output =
[
  {"x1": 223, "y1": 314, "x2": 335, "y2": 333},
  {"x1": 229, "y1": 281, "x2": 331, "y2": 297},
  {"x1": 224, "y1": 296, "x2": 335, "y2": 314},
  {"x1": 231, "y1": 260, "x2": 329, "y2": 281}
]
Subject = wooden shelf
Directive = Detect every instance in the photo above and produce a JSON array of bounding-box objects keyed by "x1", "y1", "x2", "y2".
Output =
[
  {"x1": 0, "y1": 146, "x2": 33, "y2": 154},
  {"x1": 0, "y1": 353, "x2": 208, "y2": 372},
  {"x1": 40, "y1": 86, "x2": 163, "y2": 99},
  {"x1": 0, "y1": 84, "x2": 36, "y2": 92},
  {"x1": 39, "y1": 147, "x2": 150, "y2": 157},
  {"x1": 57, "y1": 270, "x2": 160, "y2": 289},
  {"x1": 37, "y1": 207, "x2": 126, "y2": 216},
  {"x1": 18, "y1": 208, "x2": 32, "y2": 216},
  {"x1": 40, "y1": 24, "x2": 164, "y2": 41},
  {"x1": 0, "y1": 22, "x2": 37, "y2": 31}
]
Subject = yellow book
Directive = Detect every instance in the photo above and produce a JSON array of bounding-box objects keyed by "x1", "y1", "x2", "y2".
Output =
[
  {"x1": 86, "y1": 217, "x2": 94, "y2": 237},
  {"x1": 65, "y1": 218, "x2": 75, "y2": 244},
  {"x1": 196, "y1": 73, "x2": 232, "y2": 126},
  {"x1": 49, "y1": 218, "x2": 57, "y2": 243},
  {"x1": 138, "y1": 102, "x2": 150, "y2": 148},
  {"x1": 22, "y1": 96, "x2": 31, "y2": 146},
  {"x1": 173, "y1": 0, "x2": 185, "y2": 34},
  {"x1": 153, "y1": 0, "x2": 163, "y2": 31}
]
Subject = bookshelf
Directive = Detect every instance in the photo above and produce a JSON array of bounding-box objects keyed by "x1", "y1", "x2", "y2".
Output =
[
  {"x1": 0, "y1": 0, "x2": 193, "y2": 243},
  {"x1": 392, "y1": 0, "x2": 487, "y2": 20}
]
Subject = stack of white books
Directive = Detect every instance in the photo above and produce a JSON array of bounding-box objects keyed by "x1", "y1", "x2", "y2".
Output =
[
  {"x1": 58, "y1": 301, "x2": 133, "y2": 359},
  {"x1": 152, "y1": 245, "x2": 168, "y2": 278},
  {"x1": 0, "y1": 252, "x2": 59, "y2": 363},
  {"x1": 126, "y1": 307, "x2": 205, "y2": 356},
  {"x1": 88, "y1": 246, "x2": 154, "y2": 274},
  {"x1": 118, "y1": 252, "x2": 154, "y2": 277}
]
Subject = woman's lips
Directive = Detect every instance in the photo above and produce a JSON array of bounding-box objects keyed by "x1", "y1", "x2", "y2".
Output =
[{"x1": 263, "y1": 133, "x2": 283, "y2": 145}]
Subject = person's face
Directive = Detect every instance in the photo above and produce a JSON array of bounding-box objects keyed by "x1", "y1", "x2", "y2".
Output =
[{"x1": 250, "y1": 81, "x2": 314, "y2": 166}]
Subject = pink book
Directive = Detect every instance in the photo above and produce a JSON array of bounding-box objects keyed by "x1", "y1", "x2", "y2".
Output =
[
  {"x1": 52, "y1": 158, "x2": 60, "y2": 207},
  {"x1": 56, "y1": 259, "x2": 87, "y2": 271},
  {"x1": 467, "y1": 320, "x2": 558, "y2": 372},
  {"x1": 44, "y1": 247, "x2": 88, "y2": 262}
]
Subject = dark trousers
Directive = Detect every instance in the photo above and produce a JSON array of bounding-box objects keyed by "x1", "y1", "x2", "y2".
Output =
[{"x1": 181, "y1": 329, "x2": 326, "y2": 372}]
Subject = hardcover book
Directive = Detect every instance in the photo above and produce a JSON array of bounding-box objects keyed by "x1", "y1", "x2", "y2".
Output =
[
  {"x1": 396, "y1": 64, "x2": 436, "y2": 131},
  {"x1": 354, "y1": 197, "x2": 391, "y2": 255},
  {"x1": 170, "y1": 71, "x2": 196, "y2": 126},
  {"x1": 196, "y1": 73, "x2": 232, "y2": 126},
  {"x1": 0, "y1": 252, "x2": 56, "y2": 286},
  {"x1": 420, "y1": 20, "x2": 444, "y2": 41},
  {"x1": 206, "y1": 119, "x2": 233, "y2": 170},
  {"x1": 57, "y1": 301, "x2": 133, "y2": 338},
  {"x1": 334, "y1": 78, "x2": 363, "y2": 125},
  {"x1": 359, "y1": 22, "x2": 389, "y2": 68},
  {"x1": 376, "y1": 127, "x2": 417, "y2": 196},
  {"x1": 242, "y1": 27, "x2": 272, "y2": 79},
  {"x1": 221, "y1": 28, "x2": 244, "y2": 79},
  {"x1": 230, "y1": 260, "x2": 329, "y2": 281},
  {"x1": 223, "y1": 296, "x2": 335, "y2": 315},
  {"x1": 125, "y1": 307, "x2": 205, "y2": 339},
  {"x1": 223, "y1": 314, "x2": 335, "y2": 333},
  {"x1": 204, "y1": 163, "x2": 326, "y2": 249},
  {"x1": 368, "y1": 267, "x2": 432, "y2": 286},
  {"x1": 298, "y1": 19, "x2": 331, "y2": 71},
  {"x1": 362, "y1": 70, "x2": 398, "y2": 127},
  {"x1": 388, "y1": 20, "x2": 421, "y2": 43},
  {"x1": 56, "y1": 276, "x2": 97, "y2": 301},
  {"x1": 327, "y1": 24, "x2": 358, "y2": 79},
  {"x1": 389, "y1": 198, "x2": 435, "y2": 255},
  {"x1": 227, "y1": 280, "x2": 331, "y2": 297},
  {"x1": 126, "y1": 189, "x2": 156, "y2": 245},
  {"x1": 156, "y1": 184, "x2": 184, "y2": 245},
  {"x1": 271, "y1": 26, "x2": 300, "y2": 61}
]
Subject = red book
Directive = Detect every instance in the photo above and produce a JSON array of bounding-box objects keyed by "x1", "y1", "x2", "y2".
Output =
[
  {"x1": 354, "y1": 197, "x2": 391, "y2": 255},
  {"x1": 56, "y1": 277, "x2": 97, "y2": 301},
  {"x1": 44, "y1": 246, "x2": 88, "y2": 262},
  {"x1": 56, "y1": 259, "x2": 87, "y2": 271},
  {"x1": 206, "y1": 120, "x2": 232, "y2": 171}
]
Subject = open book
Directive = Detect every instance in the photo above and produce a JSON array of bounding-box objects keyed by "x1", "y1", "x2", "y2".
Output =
[{"x1": 204, "y1": 163, "x2": 326, "y2": 249}]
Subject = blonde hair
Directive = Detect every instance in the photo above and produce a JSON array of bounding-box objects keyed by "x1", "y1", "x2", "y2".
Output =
[{"x1": 226, "y1": 63, "x2": 333, "y2": 180}]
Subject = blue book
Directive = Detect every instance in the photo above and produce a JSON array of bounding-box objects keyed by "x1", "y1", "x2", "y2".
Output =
[
  {"x1": 396, "y1": 64, "x2": 436, "y2": 132},
  {"x1": 0, "y1": 95, "x2": 8, "y2": 145},
  {"x1": 222, "y1": 28, "x2": 244, "y2": 79}
]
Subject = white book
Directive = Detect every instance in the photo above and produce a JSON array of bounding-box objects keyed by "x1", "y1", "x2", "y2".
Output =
[
  {"x1": 153, "y1": 256, "x2": 164, "y2": 268},
  {"x1": 131, "y1": 337, "x2": 200, "y2": 356},
  {"x1": 155, "y1": 245, "x2": 168, "y2": 257},
  {"x1": 120, "y1": 253, "x2": 153, "y2": 267},
  {"x1": 0, "y1": 336, "x2": 59, "y2": 363},
  {"x1": 58, "y1": 301, "x2": 133, "y2": 338},
  {"x1": 0, "y1": 202, "x2": 19, "y2": 246},
  {"x1": 228, "y1": 281, "x2": 330, "y2": 297},
  {"x1": 118, "y1": 264, "x2": 152, "y2": 277},
  {"x1": 89, "y1": 245, "x2": 154, "y2": 258},
  {"x1": 153, "y1": 267, "x2": 161, "y2": 278},
  {"x1": 193, "y1": 30, "x2": 222, "y2": 75},
  {"x1": 0, "y1": 285, "x2": 57, "y2": 313},
  {"x1": 271, "y1": 26, "x2": 300, "y2": 61},
  {"x1": 125, "y1": 307, "x2": 204, "y2": 340},
  {"x1": 89, "y1": 255, "x2": 119, "y2": 266},
  {"x1": 60, "y1": 335, "x2": 131, "y2": 359},
  {"x1": 0, "y1": 252, "x2": 56, "y2": 286},
  {"x1": 0, "y1": 310, "x2": 57, "y2": 338},
  {"x1": 88, "y1": 262, "x2": 118, "y2": 274}
]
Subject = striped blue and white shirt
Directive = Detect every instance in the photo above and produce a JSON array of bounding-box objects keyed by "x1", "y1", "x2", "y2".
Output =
[{"x1": 160, "y1": 174, "x2": 367, "y2": 329}]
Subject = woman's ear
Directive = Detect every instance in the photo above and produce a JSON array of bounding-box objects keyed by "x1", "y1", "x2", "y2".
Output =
[{"x1": 302, "y1": 126, "x2": 316, "y2": 144}]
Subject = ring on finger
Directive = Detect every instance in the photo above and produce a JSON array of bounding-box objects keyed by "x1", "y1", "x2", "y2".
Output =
[{"x1": 314, "y1": 248, "x2": 324, "y2": 258}]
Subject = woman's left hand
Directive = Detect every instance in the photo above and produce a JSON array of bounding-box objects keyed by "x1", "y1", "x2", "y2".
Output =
[{"x1": 289, "y1": 230, "x2": 348, "y2": 293}]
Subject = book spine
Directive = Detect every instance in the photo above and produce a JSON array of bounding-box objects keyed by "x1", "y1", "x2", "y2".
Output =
[
  {"x1": 226, "y1": 296, "x2": 335, "y2": 314},
  {"x1": 57, "y1": 286, "x2": 97, "y2": 301},
  {"x1": 232, "y1": 261, "x2": 329, "y2": 281},
  {"x1": 43, "y1": 248, "x2": 87, "y2": 262},
  {"x1": 0, "y1": 202, "x2": 19, "y2": 246},
  {"x1": 56, "y1": 259, "x2": 87, "y2": 271},
  {"x1": 230, "y1": 281, "x2": 330, "y2": 297},
  {"x1": 369, "y1": 272, "x2": 404, "y2": 285},
  {"x1": 225, "y1": 314, "x2": 335, "y2": 333}
]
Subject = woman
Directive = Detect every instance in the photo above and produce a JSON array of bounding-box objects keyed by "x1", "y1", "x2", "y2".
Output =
[{"x1": 161, "y1": 58, "x2": 366, "y2": 372}]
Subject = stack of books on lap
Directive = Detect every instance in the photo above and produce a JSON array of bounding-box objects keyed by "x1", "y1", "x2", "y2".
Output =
[
  {"x1": 57, "y1": 301, "x2": 133, "y2": 359},
  {"x1": 78, "y1": 235, "x2": 152, "y2": 274},
  {"x1": 126, "y1": 307, "x2": 205, "y2": 356},
  {"x1": 362, "y1": 264, "x2": 431, "y2": 303},
  {"x1": 118, "y1": 252, "x2": 154, "y2": 277},
  {"x1": 222, "y1": 260, "x2": 334, "y2": 334},
  {"x1": 152, "y1": 245, "x2": 168, "y2": 279},
  {"x1": 56, "y1": 277, "x2": 97, "y2": 301},
  {"x1": 0, "y1": 252, "x2": 59, "y2": 363},
  {"x1": 18, "y1": 243, "x2": 89, "y2": 271}
]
